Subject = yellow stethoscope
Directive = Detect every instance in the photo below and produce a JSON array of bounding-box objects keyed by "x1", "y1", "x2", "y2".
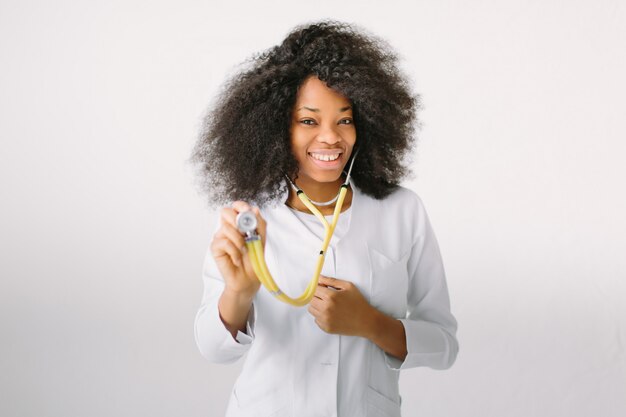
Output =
[{"x1": 235, "y1": 148, "x2": 359, "y2": 307}]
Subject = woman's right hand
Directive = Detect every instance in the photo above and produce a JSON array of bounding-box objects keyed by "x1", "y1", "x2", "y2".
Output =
[{"x1": 210, "y1": 201, "x2": 266, "y2": 296}]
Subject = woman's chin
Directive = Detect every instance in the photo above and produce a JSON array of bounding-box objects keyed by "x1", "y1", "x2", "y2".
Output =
[{"x1": 303, "y1": 170, "x2": 345, "y2": 185}]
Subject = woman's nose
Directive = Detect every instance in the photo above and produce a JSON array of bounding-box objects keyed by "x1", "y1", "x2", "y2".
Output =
[{"x1": 316, "y1": 124, "x2": 341, "y2": 144}]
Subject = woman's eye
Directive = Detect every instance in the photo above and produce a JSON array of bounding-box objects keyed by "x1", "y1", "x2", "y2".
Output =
[
  {"x1": 339, "y1": 119, "x2": 353, "y2": 125},
  {"x1": 300, "y1": 119, "x2": 316, "y2": 125}
]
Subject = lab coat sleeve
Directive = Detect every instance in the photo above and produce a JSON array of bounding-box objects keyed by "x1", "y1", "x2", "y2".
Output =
[
  {"x1": 383, "y1": 196, "x2": 459, "y2": 371},
  {"x1": 193, "y1": 216, "x2": 257, "y2": 364}
]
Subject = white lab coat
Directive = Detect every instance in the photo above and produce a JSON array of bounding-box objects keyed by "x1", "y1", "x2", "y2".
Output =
[{"x1": 194, "y1": 183, "x2": 459, "y2": 417}]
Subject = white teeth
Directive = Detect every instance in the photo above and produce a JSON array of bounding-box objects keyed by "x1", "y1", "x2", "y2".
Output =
[{"x1": 310, "y1": 153, "x2": 340, "y2": 161}]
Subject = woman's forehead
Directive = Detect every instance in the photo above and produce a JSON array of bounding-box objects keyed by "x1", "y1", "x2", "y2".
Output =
[{"x1": 295, "y1": 77, "x2": 351, "y2": 110}]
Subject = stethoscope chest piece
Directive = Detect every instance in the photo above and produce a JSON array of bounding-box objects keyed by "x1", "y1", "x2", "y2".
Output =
[{"x1": 236, "y1": 211, "x2": 259, "y2": 240}]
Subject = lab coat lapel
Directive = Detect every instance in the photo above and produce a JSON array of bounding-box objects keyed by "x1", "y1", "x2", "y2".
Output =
[{"x1": 335, "y1": 184, "x2": 374, "y2": 303}]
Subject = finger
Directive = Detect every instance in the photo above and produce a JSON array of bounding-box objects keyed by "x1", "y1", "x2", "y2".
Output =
[
  {"x1": 220, "y1": 207, "x2": 238, "y2": 228},
  {"x1": 309, "y1": 296, "x2": 323, "y2": 310},
  {"x1": 318, "y1": 275, "x2": 345, "y2": 290},
  {"x1": 314, "y1": 318, "x2": 328, "y2": 333},
  {"x1": 310, "y1": 291, "x2": 324, "y2": 303},
  {"x1": 307, "y1": 303, "x2": 319, "y2": 316},
  {"x1": 211, "y1": 237, "x2": 243, "y2": 267},
  {"x1": 211, "y1": 238, "x2": 242, "y2": 267},
  {"x1": 314, "y1": 285, "x2": 336, "y2": 300},
  {"x1": 218, "y1": 222, "x2": 246, "y2": 252}
]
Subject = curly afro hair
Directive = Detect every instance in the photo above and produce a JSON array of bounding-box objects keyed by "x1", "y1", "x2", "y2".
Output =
[{"x1": 189, "y1": 20, "x2": 420, "y2": 208}]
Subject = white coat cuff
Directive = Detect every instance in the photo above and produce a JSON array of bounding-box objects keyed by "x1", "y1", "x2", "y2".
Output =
[
  {"x1": 215, "y1": 299, "x2": 256, "y2": 348},
  {"x1": 384, "y1": 319, "x2": 456, "y2": 370},
  {"x1": 382, "y1": 319, "x2": 407, "y2": 370},
  {"x1": 383, "y1": 351, "x2": 405, "y2": 370},
  {"x1": 194, "y1": 295, "x2": 256, "y2": 363},
  {"x1": 233, "y1": 302, "x2": 256, "y2": 345}
]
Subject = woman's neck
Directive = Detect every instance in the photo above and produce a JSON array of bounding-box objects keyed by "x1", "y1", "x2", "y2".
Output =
[{"x1": 285, "y1": 175, "x2": 353, "y2": 215}]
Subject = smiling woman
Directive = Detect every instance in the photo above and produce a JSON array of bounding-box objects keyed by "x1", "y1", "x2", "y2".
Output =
[
  {"x1": 189, "y1": 21, "x2": 418, "y2": 207},
  {"x1": 189, "y1": 20, "x2": 458, "y2": 417},
  {"x1": 287, "y1": 76, "x2": 357, "y2": 215}
]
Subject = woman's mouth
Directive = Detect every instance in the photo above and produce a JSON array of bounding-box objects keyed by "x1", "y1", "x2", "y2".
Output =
[{"x1": 308, "y1": 151, "x2": 343, "y2": 169}]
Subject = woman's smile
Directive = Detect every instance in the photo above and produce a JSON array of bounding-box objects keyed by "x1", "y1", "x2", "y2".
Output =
[{"x1": 307, "y1": 150, "x2": 344, "y2": 169}]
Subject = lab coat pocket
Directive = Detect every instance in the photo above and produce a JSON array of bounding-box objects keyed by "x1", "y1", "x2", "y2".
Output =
[
  {"x1": 233, "y1": 383, "x2": 290, "y2": 417},
  {"x1": 366, "y1": 385, "x2": 402, "y2": 417},
  {"x1": 367, "y1": 246, "x2": 409, "y2": 318}
]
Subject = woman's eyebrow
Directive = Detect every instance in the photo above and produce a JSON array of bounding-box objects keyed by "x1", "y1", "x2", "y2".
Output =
[{"x1": 297, "y1": 106, "x2": 352, "y2": 113}]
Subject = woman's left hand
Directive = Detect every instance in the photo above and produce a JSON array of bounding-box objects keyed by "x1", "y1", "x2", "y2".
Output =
[{"x1": 308, "y1": 275, "x2": 375, "y2": 337}]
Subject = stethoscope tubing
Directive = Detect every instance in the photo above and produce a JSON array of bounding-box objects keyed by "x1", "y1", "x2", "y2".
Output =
[{"x1": 236, "y1": 147, "x2": 359, "y2": 306}]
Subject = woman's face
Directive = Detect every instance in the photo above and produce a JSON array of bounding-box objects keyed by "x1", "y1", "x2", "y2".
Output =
[{"x1": 290, "y1": 76, "x2": 357, "y2": 184}]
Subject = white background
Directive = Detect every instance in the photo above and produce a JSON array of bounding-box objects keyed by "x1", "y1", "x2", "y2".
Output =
[{"x1": 1, "y1": 0, "x2": 625, "y2": 416}]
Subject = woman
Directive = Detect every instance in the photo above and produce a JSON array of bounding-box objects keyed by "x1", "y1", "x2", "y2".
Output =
[{"x1": 190, "y1": 21, "x2": 458, "y2": 417}]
